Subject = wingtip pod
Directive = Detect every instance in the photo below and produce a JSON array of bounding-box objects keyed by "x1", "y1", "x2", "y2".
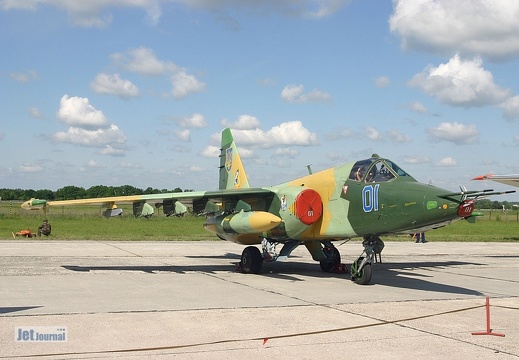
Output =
[
  {"x1": 21, "y1": 198, "x2": 47, "y2": 210},
  {"x1": 472, "y1": 173, "x2": 493, "y2": 181}
]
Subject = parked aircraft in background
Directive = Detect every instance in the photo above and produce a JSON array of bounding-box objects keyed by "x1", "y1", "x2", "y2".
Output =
[
  {"x1": 472, "y1": 174, "x2": 519, "y2": 188},
  {"x1": 22, "y1": 129, "x2": 515, "y2": 284}
]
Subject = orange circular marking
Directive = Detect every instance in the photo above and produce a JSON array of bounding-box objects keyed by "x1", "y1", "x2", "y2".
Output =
[{"x1": 295, "y1": 189, "x2": 323, "y2": 225}]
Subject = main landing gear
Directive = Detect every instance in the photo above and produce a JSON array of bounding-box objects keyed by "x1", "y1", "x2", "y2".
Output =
[
  {"x1": 238, "y1": 237, "x2": 384, "y2": 286},
  {"x1": 350, "y1": 235, "x2": 384, "y2": 285},
  {"x1": 240, "y1": 246, "x2": 263, "y2": 274},
  {"x1": 238, "y1": 238, "x2": 301, "y2": 274}
]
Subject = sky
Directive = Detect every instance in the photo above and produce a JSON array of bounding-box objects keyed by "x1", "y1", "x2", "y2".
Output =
[{"x1": 2, "y1": 0, "x2": 519, "y2": 201}]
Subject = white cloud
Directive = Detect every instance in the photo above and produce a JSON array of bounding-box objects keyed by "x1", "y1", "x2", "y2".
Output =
[
  {"x1": 18, "y1": 163, "x2": 44, "y2": 173},
  {"x1": 436, "y1": 157, "x2": 457, "y2": 167},
  {"x1": 390, "y1": 0, "x2": 519, "y2": 60},
  {"x1": 274, "y1": 148, "x2": 300, "y2": 158},
  {"x1": 220, "y1": 115, "x2": 261, "y2": 130},
  {"x1": 375, "y1": 76, "x2": 390, "y2": 88},
  {"x1": 1, "y1": 1, "x2": 347, "y2": 28},
  {"x1": 402, "y1": 156, "x2": 431, "y2": 164},
  {"x1": 174, "y1": 129, "x2": 191, "y2": 142},
  {"x1": 174, "y1": 113, "x2": 207, "y2": 129},
  {"x1": 28, "y1": 107, "x2": 43, "y2": 118},
  {"x1": 90, "y1": 73, "x2": 139, "y2": 98},
  {"x1": 171, "y1": 71, "x2": 206, "y2": 99},
  {"x1": 175, "y1": 0, "x2": 348, "y2": 19},
  {"x1": 51, "y1": 125, "x2": 127, "y2": 150},
  {"x1": 98, "y1": 145, "x2": 125, "y2": 156},
  {"x1": 86, "y1": 160, "x2": 104, "y2": 168},
  {"x1": 110, "y1": 47, "x2": 204, "y2": 99},
  {"x1": 325, "y1": 126, "x2": 355, "y2": 140},
  {"x1": 408, "y1": 101, "x2": 428, "y2": 114},
  {"x1": 366, "y1": 126, "x2": 382, "y2": 141},
  {"x1": 118, "y1": 162, "x2": 142, "y2": 169},
  {"x1": 281, "y1": 84, "x2": 331, "y2": 103},
  {"x1": 206, "y1": 121, "x2": 317, "y2": 151},
  {"x1": 409, "y1": 55, "x2": 510, "y2": 107},
  {"x1": 427, "y1": 122, "x2": 479, "y2": 145},
  {"x1": 387, "y1": 129, "x2": 411, "y2": 143},
  {"x1": 1, "y1": 0, "x2": 163, "y2": 27},
  {"x1": 500, "y1": 96, "x2": 519, "y2": 121},
  {"x1": 57, "y1": 95, "x2": 108, "y2": 129},
  {"x1": 9, "y1": 70, "x2": 37, "y2": 83},
  {"x1": 201, "y1": 145, "x2": 220, "y2": 158},
  {"x1": 111, "y1": 47, "x2": 178, "y2": 76},
  {"x1": 231, "y1": 121, "x2": 319, "y2": 147}
]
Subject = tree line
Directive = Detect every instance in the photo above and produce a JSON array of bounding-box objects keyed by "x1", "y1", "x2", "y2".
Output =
[{"x1": 0, "y1": 185, "x2": 194, "y2": 201}]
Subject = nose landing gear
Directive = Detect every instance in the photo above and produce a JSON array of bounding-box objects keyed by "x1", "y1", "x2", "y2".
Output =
[{"x1": 350, "y1": 235, "x2": 384, "y2": 285}]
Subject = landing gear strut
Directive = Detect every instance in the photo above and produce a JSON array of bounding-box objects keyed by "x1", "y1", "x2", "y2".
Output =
[
  {"x1": 351, "y1": 235, "x2": 384, "y2": 285},
  {"x1": 319, "y1": 241, "x2": 341, "y2": 272}
]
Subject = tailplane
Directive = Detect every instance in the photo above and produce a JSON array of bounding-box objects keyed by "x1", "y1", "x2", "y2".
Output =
[{"x1": 219, "y1": 128, "x2": 250, "y2": 190}]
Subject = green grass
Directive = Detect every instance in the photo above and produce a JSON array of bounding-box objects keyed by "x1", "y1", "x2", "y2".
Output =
[{"x1": 2, "y1": 201, "x2": 519, "y2": 241}]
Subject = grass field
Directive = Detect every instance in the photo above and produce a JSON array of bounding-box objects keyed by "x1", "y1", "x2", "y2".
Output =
[{"x1": 1, "y1": 201, "x2": 519, "y2": 241}]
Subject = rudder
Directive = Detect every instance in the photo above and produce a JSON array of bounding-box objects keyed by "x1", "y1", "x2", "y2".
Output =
[{"x1": 219, "y1": 128, "x2": 250, "y2": 190}]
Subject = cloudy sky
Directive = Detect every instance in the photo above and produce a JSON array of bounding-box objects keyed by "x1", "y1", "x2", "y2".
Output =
[{"x1": 1, "y1": 0, "x2": 519, "y2": 200}]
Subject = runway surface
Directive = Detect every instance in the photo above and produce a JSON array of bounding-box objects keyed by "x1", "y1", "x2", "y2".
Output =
[{"x1": 1, "y1": 240, "x2": 518, "y2": 359}]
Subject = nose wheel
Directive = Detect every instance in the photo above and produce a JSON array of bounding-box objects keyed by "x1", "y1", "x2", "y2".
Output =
[
  {"x1": 350, "y1": 257, "x2": 372, "y2": 285},
  {"x1": 350, "y1": 236, "x2": 384, "y2": 285}
]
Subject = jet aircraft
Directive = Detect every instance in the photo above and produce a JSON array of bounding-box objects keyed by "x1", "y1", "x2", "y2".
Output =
[
  {"x1": 472, "y1": 174, "x2": 519, "y2": 188},
  {"x1": 22, "y1": 128, "x2": 515, "y2": 285}
]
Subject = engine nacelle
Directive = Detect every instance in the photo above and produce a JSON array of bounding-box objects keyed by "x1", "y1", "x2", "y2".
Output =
[{"x1": 268, "y1": 187, "x2": 323, "y2": 239}]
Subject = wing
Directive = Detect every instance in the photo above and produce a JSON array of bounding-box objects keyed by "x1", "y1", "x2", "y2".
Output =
[
  {"x1": 472, "y1": 174, "x2": 519, "y2": 188},
  {"x1": 21, "y1": 188, "x2": 276, "y2": 218}
]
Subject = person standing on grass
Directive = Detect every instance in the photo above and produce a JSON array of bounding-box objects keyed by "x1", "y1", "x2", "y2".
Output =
[
  {"x1": 415, "y1": 232, "x2": 426, "y2": 243},
  {"x1": 38, "y1": 219, "x2": 51, "y2": 237}
]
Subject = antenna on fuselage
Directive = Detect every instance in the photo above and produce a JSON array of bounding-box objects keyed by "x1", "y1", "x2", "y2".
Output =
[{"x1": 306, "y1": 164, "x2": 313, "y2": 175}]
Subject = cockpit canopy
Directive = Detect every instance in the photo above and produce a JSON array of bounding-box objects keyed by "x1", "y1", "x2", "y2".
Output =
[{"x1": 349, "y1": 154, "x2": 414, "y2": 183}]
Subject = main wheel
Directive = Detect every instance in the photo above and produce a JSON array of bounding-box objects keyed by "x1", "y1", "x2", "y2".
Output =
[
  {"x1": 240, "y1": 246, "x2": 263, "y2": 274},
  {"x1": 320, "y1": 246, "x2": 341, "y2": 272},
  {"x1": 351, "y1": 257, "x2": 372, "y2": 285}
]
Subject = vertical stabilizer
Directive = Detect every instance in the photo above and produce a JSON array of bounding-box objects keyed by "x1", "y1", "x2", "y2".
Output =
[{"x1": 219, "y1": 128, "x2": 250, "y2": 190}]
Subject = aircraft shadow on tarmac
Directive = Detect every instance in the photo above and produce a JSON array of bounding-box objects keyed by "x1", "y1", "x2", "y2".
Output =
[
  {"x1": 62, "y1": 257, "x2": 483, "y2": 296},
  {"x1": 0, "y1": 306, "x2": 43, "y2": 315},
  {"x1": 371, "y1": 261, "x2": 484, "y2": 296}
]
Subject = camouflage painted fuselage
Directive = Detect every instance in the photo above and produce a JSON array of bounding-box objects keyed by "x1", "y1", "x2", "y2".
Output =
[{"x1": 209, "y1": 155, "x2": 466, "y2": 246}]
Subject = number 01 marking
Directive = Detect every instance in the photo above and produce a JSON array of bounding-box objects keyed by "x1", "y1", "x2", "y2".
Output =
[{"x1": 362, "y1": 184, "x2": 380, "y2": 213}]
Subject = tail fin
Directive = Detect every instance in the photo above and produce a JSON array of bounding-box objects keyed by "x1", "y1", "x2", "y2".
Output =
[{"x1": 219, "y1": 128, "x2": 250, "y2": 190}]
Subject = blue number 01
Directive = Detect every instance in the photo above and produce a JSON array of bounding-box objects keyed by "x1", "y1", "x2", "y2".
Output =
[{"x1": 362, "y1": 184, "x2": 379, "y2": 213}]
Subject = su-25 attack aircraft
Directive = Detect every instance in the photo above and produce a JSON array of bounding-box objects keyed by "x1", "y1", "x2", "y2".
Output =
[{"x1": 22, "y1": 128, "x2": 515, "y2": 285}]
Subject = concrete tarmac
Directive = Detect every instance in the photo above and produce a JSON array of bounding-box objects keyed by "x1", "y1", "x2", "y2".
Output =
[{"x1": 0, "y1": 240, "x2": 518, "y2": 359}]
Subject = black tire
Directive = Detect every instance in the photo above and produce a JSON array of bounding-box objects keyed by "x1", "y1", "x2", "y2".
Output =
[
  {"x1": 319, "y1": 246, "x2": 341, "y2": 272},
  {"x1": 241, "y1": 246, "x2": 263, "y2": 274},
  {"x1": 351, "y1": 257, "x2": 372, "y2": 285}
]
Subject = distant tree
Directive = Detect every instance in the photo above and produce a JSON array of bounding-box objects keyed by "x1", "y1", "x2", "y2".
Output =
[
  {"x1": 114, "y1": 185, "x2": 143, "y2": 196},
  {"x1": 56, "y1": 186, "x2": 86, "y2": 200},
  {"x1": 86, "y1": 185, "x2": 110, "y2": 198},
  {"x1": 34, "y1": 189, "x2": 55, "y2": 200}
]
